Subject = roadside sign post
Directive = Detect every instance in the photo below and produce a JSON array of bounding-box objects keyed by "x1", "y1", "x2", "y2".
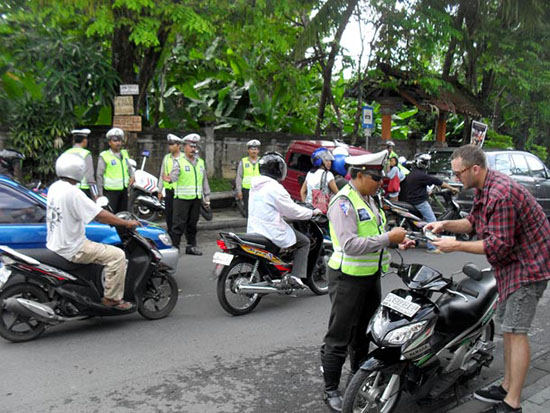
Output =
[{"x1": 362, "y1": 105, "x2": 374, "y2": 150}]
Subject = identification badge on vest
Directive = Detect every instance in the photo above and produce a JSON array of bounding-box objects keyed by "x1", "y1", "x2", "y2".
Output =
[
  {"x1": 111, "y1": 160, "x2": 117, "y2": 166},
  {"x1": 357, "y1": 208, "x2": 372, "y2": 221},
  {"x1": 185, "y1": 166, "x2": 190, "y2": 172},
  {"x1": 245, "y1": 163, "x2": 250, "y2": 168}
]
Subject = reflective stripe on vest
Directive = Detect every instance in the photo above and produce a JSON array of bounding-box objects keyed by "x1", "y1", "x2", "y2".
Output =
[
  {"x1": 163, "y1": 154, "x2": 175, "y2": 190},
  {"x1": 100, "y1": 149, "x2": 130, "y2": 190},
  {"x1": 64, "y1": 147, "x2": 91, "y2": 189},
  {"x1": 241, "y1": 156, "x2": 260, "y2": 189},
  {"x1": 328, "y1": 185, "x2": 390, "y2": 276},
  {"x1": 174, "y1": 157, "x2": 205, "y2": 199}
]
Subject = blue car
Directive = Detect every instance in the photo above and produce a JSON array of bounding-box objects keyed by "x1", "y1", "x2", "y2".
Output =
[{"x1": 0, "y1": 175, "x2": 179, "y2": 270}]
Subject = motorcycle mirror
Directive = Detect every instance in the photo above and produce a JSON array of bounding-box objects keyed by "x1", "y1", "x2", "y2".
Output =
[
  {"x1": 128, "y1": 159, "x2": 137, "y2": 168},
  {"x1": 462, "y1": 263, "x2": 482, "y2": 281},
  {"x1": 96, "y1": 196, "x2": 109, "y2": 208},
  {"x1": 141, "y1": 150, "x2": 150, "y2": 158}
]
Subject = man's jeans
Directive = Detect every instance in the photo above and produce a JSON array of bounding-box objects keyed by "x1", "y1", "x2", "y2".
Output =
[{"x1": 413, "y1": 200, "x2": 437, "y2": 250}]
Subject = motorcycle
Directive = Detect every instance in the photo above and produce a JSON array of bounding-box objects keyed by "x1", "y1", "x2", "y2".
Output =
[
  {"x1": 213, "y1": 213, "x2": 332, "y2": 315},
  {"x1": 0, "y1": 212, "x2": 179, "y2": 342},
  {"x1": 342, "y1": 232, "x2": 497, "y2": 413},
  {"x1": 382, "y1": 196, "x2": 426, "y2": 232},
  {"x1": 129, "y1": 150, "x2": 213, "y2": 221}
]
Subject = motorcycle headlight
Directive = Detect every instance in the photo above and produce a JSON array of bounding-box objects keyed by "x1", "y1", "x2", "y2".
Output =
[
  {"x1": 369, "y1": 307, "x2": 387, "y2": 341},
  {"x1": 158, "y1": 233, "x2": 172, "y2": 246},
  {"x1": 383, "y1": 321, "x2": 427, "y2": 345}
]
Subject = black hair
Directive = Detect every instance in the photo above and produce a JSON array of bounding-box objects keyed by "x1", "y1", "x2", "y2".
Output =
[{"x1": 73, "y1": 135, "x2": 87, "y2": 144}]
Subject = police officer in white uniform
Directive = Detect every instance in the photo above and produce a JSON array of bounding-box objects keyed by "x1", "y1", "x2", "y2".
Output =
[
  {"x1": 235, "y1": 139, "x2": 261, "y2": 214},
  {"x1": 158, "y1": 133, "x2": 184, "y2": 235}
]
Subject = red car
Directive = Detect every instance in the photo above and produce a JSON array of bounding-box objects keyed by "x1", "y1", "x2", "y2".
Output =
[{"x1": 281, "y1": 140, "x2": 370, "y2": 200}]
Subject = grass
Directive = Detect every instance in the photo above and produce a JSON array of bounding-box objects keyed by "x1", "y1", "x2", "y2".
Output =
[{"x1": 209, "y1": 177, "x2": 233, "y2": 192}]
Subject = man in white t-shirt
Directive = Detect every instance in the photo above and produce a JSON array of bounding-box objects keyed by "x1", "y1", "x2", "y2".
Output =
[{"x1": 47, "y1": 153, "x2": 140, "y2": 310}]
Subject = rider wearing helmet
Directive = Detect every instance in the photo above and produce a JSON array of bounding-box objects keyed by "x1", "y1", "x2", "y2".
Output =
[
  {"x1": 236, "y1": 139, "x2": 261, "y2": 213},
  {"x1": 47, "y1": 153, "x2": 140, "y2": 310},
  {"x1": 96, "y1": 128, "x2": 135, "y2": 213},
  {"x1": 300, "y1": 147, "x2": 338, "y2": 204},
  {"x1": 63, "y1": 129, "x2": 98, "y2": 200},
  {"x1": 0, "y1": 149, "x2": 24, "y2": 181},
  {"x1": 248, "y1": 152, "x2": 322, "y2": 288}
]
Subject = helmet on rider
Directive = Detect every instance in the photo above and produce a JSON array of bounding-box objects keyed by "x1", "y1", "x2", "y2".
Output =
[
  {"x1": 106, "y1": 127, "x2": 124, "y2": 141},
  {"x1": 247, "y1": 139, "x2": 261, "y2": 148},
  {"x1": 259, "y1": 151, "x2": 287, "y2": 181},
  {"x1": 311, "y1": 147, "x2": 335, "y2": 169},
  {"x1": 55, "y1": 153, "x2": 85, "y2": 182},
  {"x1": 386, "y1": 140, "x2": 396, "y2": 148},
  {"x1": 413, "y1": 153, "x2": 431, "y2": 170}
]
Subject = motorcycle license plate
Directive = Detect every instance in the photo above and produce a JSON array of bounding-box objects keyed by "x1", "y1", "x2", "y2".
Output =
[
  {"x1": 212, "y1": 252, "x2": 233, "y2": 266},
  {"x1": 382, "y1": 293, "x2": 421, "y2": 317}
]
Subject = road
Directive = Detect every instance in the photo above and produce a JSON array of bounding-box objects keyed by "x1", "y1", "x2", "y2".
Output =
[{"x1": 1, "y1": 229, "x2": 549, "y2": 413}]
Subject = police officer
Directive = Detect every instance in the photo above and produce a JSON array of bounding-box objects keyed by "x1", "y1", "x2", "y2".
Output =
[
  {"x1": 64, "y1": 129, "x2": 98, "y2": 199},
  {"x1": 236, "y1": 139, "x2": 261, "y2": 213},
  {"x1": 320, "y1": 150, "x2": 413, "y2": 412},
  {"x1": 96, "y1": 128, "x2": 135, "y2": 213},
  {"x1": 169, "y1": 133, "x2": 210, "y2": 255},
  {"x1": 158, "y1": 133, "x2": 184, "y2": 235}
]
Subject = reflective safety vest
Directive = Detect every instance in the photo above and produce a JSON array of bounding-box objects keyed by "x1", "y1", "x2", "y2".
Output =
[
  {"x1": 162, "y1": 153, "x2": 179, "y2": 191},
  {"x1": 241, "y1": 156, "x2": 260, "y2": 189},
  {"x1": 64, "y1": 147, "x2": 92, "y2": 189},
  {"x1": 100, "y1": 149, "x2": 130, "y2": 190},
  {"x1": 328, "y1": 185, "x2": 390, "y2": 276},
  {"x1": 174, "y1": 157, "x2": 205, "y2": 200}
]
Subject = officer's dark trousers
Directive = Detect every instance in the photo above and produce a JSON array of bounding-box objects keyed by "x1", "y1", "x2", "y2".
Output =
[
  {"x1": 242, "y1": 188, "x2": 250, "y2": 214},
  {"x1": 104, "y1": 189, "x2": 128, "y2": 214},
  {"x1": 172, "y1": 198, "x2": 201, "y2": 249},
  {"x1": 320, "y1": 268, "x2": 382, "y2": 391},
  {"x1": 164, "y1": 188, "x2": 174, "y2": 235}
]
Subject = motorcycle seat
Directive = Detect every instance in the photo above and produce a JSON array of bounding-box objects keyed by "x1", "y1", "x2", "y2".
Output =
[
  {"x1": 17, "y1": 249, "x2": 104, "y2": 280},
  {"x1": 234, "y1": 233, "x2": 281, "y2": 254},
  {"x1": 390, "y1": 201, "x2": 422, "y2": 217},
  {"x1": 435, "y1": 270, "x2": 497, "y2": 334}
]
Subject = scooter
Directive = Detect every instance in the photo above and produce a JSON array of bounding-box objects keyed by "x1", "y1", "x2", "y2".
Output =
[
  {"x1": 342, "y1": 232, "x2": 497, "y2": 412},
  {"x1": 213, "y1": 213, "x2": 332, "y2": 315},
  {"x1": 0, "y1": 212, "x2": 179, "y2": 342}
]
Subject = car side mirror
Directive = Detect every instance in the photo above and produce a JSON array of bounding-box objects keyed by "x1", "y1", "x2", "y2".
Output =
[{"x1": 463, "y1": 263, "x2": 482, "y2": 281}]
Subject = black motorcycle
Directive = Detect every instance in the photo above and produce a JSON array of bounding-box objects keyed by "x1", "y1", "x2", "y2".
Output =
[
  {"x1": 0, "y1": 218, "x2": 179, "y2": 342},
  {"x1": 342, "y1": 233, "x2": 497, "y2": 412},
  {"x1": 213, "y1": 214, "x2": 332, "y2": 315}
]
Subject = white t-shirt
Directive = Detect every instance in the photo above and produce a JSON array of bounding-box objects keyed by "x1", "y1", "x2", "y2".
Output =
[
  {"x1": 46, "y1": 180, "x2": 102, "y2": 260},
  {"x1": 305, "y1": 169, "x2": 335, "y2": 203}
]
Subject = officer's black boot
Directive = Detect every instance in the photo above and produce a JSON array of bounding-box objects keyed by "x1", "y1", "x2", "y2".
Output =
[{"x1": 323, "y1": 370, "x2": 343, "y2": 412}]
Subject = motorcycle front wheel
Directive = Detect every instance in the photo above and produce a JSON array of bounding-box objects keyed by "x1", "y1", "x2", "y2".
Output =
[
  {"x1": 0, "y1": 283, "x2": 48, "y2": 343},
  {"x1": 129, "y1": 190, "x2": 159, "y2": 221},
  {"x1": 217, "y1": 258, "x2": 262, "y2": 316},
  {"x1": 342, "y1": 369, "x2": 402, "y2": 413},
  {"x1": 138, "y1": 272, "x2": 179, "y2": 320}
]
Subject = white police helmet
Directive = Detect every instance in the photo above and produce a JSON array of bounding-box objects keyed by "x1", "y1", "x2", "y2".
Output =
[
  {"x1": 106, "y1": 127, "x2": 124, "y2": 140},
  {"x1": 247, "y1": 139, "x2": 261, "y2": 148},
  {"x1": 55, "y1": 153, "x2": 85, "y2": 182},
  {"x1": 182, "y1": 133, "x2": 201, "y2": 144},
  {"x1": 167, "y1": 133, "x2": 184, "y2": 144},
  {"x1": 332, "y1": 146, "x2": 349, "y2": 156}
]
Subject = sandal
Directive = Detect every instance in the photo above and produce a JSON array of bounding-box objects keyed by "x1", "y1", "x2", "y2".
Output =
[{"x1": 101, "y1": 297, "x2": 134, "y2": 310}]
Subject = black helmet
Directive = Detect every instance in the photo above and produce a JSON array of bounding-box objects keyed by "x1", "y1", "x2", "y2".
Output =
[{"x1": 259, "y1": 151, "x2": 287, "y2": 181}]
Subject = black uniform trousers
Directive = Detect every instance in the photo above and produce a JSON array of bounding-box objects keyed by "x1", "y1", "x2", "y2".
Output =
[
  {"x1": 164, "y1": 188, "x2": 175, "y2": 236},
  {"x1": 242, "y1": 188, "x2": 250, "y2": 214},
  {"x1": 320, "y1": 267, "x2": 382, "y2": 391},
  {"x1": 104, "y1": 189, "x2": 129, "y2": 214},
  {"x1": 172, "y1": 198, "x2": 201, "y2": 249}
]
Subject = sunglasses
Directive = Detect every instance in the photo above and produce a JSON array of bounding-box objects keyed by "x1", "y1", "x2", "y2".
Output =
[{"x1": 363, "y1": 172, "x2": 383, "y2": 182}]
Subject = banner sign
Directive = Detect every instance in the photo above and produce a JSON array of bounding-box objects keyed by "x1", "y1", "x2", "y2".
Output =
[
  {"x1": 113, "y1": 115, "x2": 142, "y2": 132},
  {"x1": 470, "y1": 121, "x2": 488, "y2": 147}
]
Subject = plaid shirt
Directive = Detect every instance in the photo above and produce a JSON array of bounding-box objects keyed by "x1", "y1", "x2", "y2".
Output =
[{"x1": 467, "y1": 170, "x2": 550, "y2": 301}]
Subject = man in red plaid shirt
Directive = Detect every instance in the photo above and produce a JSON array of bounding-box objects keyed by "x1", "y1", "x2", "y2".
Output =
[{"x1": 425, "y1": 144, "x2": 550, "y2": 413}]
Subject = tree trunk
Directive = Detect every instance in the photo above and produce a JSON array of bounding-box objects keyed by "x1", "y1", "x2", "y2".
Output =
[{"x1": 442, "y1": 4, "x2": 466, "y2": 79}]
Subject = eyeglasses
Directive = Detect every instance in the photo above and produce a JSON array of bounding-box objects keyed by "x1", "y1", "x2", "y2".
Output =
[
  {"x1": 366, "y1": 173, "x2": 383, "y2": 182},
  {"x1": 453, "y1": 165, "x2": 474, "y2": 179}
]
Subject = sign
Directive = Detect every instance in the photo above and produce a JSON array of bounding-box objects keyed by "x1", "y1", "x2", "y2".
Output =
[
  {"x1": 470, "y1": 121, "x2": 488, "y2": 147},
  {"x1": 120, "y1": 84, "x2": 139, "y2": 95},
  {"x1": 113, "y1": 115, "x2": 142, "y2": 132},
  {"x1": 362, "y1": 105, "x2": 374, "y2": 129},
  {"x1": 114, "y1": 96, "x2": 134, "y2": 115}
]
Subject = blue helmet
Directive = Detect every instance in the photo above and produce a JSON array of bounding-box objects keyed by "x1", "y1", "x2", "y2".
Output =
[
  {"x1": 332, "y1": 154, "x2": 348, "y2": 176},
  {"x1": 311, "y1": 147, "x2": 335, "y2": 168}
]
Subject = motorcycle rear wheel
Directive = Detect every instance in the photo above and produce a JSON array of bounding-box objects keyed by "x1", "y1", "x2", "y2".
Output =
[
  {"x1": 305, "y1": 254, "x2": 329, "y2": 295},
  {"x1": 342, "y1": 369, "x2": 402, "y2": 413},
  {"x1": 217, "y1": 258, "x2": 262, "y2": 316},
  {"x1": 0, "y1": 283, "x2": 48, "y2": 343},
  {"x1": 129, "y1": 190, "x2": 159, "y2": 221},
  {"x1": 138, "y1": 272, "x2": 179, "y2": 320}
]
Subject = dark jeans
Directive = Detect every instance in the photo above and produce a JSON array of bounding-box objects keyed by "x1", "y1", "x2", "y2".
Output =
[
  {"x1": 291, "y1": 228, "x2": 310, "y2": 279},
  {"x1": 104, "y1": 189, "x2": 129, "y2": 214},
  {"x1": 242, "y1": 188, "x2": 250, "y2": 215},
  {"x1": 172, "y1": 198, "x2": 201, "y2": 249},
  {"x1": 321, "y1": 268, "x2": 382, "y2": 390},
  {"x1": 164, "y1": 188, "x2": 174, "y2": 236}
]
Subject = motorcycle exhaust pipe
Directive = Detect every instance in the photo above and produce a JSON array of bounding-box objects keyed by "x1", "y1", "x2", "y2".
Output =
[
  {"x1": 3, "y1": 297, "x2": 64, "y2": 324},
  {"x1": 136, "y1": 195, "x2": 164, "y2": 211},
  {"x1": 236, "y1": 284, "x2": 280, "y2": 294}
]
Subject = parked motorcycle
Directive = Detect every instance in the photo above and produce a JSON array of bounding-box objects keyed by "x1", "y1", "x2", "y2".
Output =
[
  {"x1": 382, "y1": 196, "x2": 427, "y2": 232},
  {"x1": 342, "y1": 232, "x2": 497, "y2": 412},
  {"x1": 213, "y1": 213, "x2": 332, "y2": 315},
  {"x1": 0, "y1": 213, "x2": 179, "y2": 342}
]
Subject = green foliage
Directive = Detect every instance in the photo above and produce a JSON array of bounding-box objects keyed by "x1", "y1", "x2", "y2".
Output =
[
  {"x1": 208, "y1": 177, "x2": 232, "y2": 192},
  {"x1": 484, "y1": 129, "x2": 514, "y2": 149}
]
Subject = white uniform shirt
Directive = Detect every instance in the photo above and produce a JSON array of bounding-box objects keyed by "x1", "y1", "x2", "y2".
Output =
[
  {"x1": 247, "y1": 175, "x2": 313, "y2": 248},
  {"x1": 46, "y1": 180, "x2": 102, "y2": 260}
]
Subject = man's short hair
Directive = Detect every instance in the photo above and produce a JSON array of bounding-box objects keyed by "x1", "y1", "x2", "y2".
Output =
[{"x1": 451, "y1": 144, "x2": 487, "y2": 169}]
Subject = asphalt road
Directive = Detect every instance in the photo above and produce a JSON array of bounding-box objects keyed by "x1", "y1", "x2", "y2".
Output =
[{"x1": 1, "y1": 229, "x2": 549, "y2": 413}]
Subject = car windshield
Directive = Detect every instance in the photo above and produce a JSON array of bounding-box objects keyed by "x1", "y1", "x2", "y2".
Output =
[{"x1": 428, "y1": 151, "x2": 453, "y2": 175}]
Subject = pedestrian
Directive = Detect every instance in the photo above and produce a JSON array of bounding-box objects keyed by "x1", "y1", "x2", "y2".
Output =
[
  {"x1": 64, "y1": 128, "x2": 98, "y2": 200},
  {"x1": 300, "y1": 147, "x2": 338, "y2": 208},
  {"x1": 385, "y1": 156, "x2": 404, "y2": 201},
  {"x1": 96, "y1": 128, "x2": 135, "y2": 213},
  {"x1": 426, "y1": 144, "x2": 550, "y2": 413},
  {"x1": 320, "y1": 150, "x2": 413, "y2": 412},
  {"x1": 170, "y1": 133, "x2": 210, "y2": 255},
  {"x1": 235, "y1": 139, "x2": 261, "y2": 214},
  {"x1": 385, "y1": 140, "x2": 409, "y2": 176},
  {"x1": 158, "y1": 133, "x2": 184, "y2": 236},
  {"x1": 401, "y1": 153, "x2": 457, "y2": 253}
]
